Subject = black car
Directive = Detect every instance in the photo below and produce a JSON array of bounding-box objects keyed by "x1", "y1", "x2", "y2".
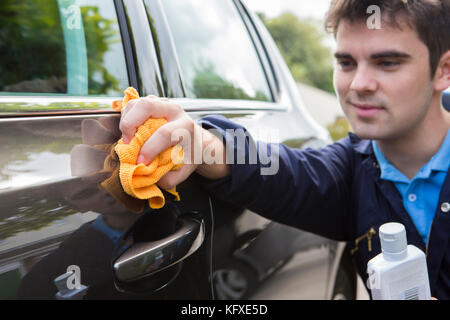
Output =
[{"x1": 0, "y1": 0, "x2": 358, "y2": 300}]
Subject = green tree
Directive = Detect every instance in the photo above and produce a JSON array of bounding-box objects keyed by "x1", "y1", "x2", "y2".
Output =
[
  {"x1": 192, "y1": 65, "x2": 269, "y2": 101},
  {"x1": 260, "y1": 12, "x2": 335, "y2": 94},
  {"x1": 81, "y1": 5, "x2": 122, "y2": 94},
  {"x1": 327, "y1": 116, "x2": 353, "y2": 142},
  {"x1": 0, "y1": 0, "x2": 121, "y2": 95}
]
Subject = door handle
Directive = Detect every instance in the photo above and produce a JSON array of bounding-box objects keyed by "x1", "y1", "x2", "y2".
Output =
[{"x1": 113, "y1": 215, "x2": 205, "y2": 283}]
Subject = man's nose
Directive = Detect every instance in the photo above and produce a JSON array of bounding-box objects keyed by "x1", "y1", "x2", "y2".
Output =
[{"x1": 349, "y1": 65, "x2": 378, "y2": 93}]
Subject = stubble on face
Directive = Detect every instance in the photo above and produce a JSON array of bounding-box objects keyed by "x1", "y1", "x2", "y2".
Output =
[{"x1": 333, "y1": 18, "x2": 434, "y2": 142}]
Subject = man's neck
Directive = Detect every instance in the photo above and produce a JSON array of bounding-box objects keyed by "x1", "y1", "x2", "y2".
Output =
[{"x1": 376, "y1": 99, "x2": 450, "y2": 180}]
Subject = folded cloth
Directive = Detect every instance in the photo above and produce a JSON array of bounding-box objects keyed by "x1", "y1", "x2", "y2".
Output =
[
  {"x1": 98, "y1": 142, "x2": 148, "y2": 214},
  {"x1": 111, "y1": 87, "x2": 184, "y2": 209}
]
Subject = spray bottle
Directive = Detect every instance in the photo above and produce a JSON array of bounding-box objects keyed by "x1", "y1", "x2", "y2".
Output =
[{"x1": 367, "y1": 222, "x2": 431, "y2": 300}]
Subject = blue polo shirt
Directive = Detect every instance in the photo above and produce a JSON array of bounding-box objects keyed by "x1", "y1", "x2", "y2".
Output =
[
  {"x1": 372, "y1": 130, "x2": 450, "y2": 245},
  {"x1": 92, "y1": 215, "x2": 124, "y2": 247}
]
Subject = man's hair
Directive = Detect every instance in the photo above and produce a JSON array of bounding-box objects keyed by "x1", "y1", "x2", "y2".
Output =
[{"x1": 325, "y1": 0, "x2": 450, "y2": 77}]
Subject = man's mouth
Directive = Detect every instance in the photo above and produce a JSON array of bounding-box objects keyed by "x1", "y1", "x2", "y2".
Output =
[{"x1": 351, "y1": 102, "x2": 384, "y2": 118}]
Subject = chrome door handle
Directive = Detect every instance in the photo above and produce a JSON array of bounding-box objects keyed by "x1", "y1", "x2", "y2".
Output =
[{"x1": 113, "y1": 216, "x2": 205, "y2": 283}]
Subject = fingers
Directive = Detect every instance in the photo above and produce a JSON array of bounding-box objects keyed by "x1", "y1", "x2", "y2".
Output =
[
  {"x1": 137, "y1": 117, "x2": 193, "y2": 165},
  {"x1": 120, "y1": 96, "x2": 167, "y2": 125},
  {"x1": 119, "y1": 99, "x2": 139, "y2": 143},
  {"x1": 119, "y1": 97, "x2": 183, "y2": 144},
  {"x1": 156, "y1": 163, "x2": 197, "y2": 190},
  {"x1": 118, "y1": 95, "x2": 198, "y2": 190},
  {"x1": 120, "y1": 99, "x2": 137, "y2": 122}
]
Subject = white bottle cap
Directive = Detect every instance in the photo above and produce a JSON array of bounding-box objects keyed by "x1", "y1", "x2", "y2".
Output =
[{"x1": 379, "y1": 222, "x2": 407, "y2": 254}]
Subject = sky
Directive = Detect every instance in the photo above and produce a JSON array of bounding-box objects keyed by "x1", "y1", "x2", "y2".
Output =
[{"x1": 243, "y1": 0, "x2": 332, "y2": 20}]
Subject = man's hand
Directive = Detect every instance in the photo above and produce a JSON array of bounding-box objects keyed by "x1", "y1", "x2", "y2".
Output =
[{"x1": 119, "y1": 96, "x2": 230, "y2": 190}]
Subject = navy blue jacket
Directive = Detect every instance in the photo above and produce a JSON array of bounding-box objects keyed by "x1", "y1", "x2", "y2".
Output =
[
  {"x1": 443, "y1": 92, "x2": 450, "y2": 111},
  {"x1": 197, "y1": 115, "x2": 450, "y2": 299}
]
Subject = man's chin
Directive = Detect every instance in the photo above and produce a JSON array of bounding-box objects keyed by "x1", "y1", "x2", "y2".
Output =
[
  {"x1": 351, "y1": 126, "x2": 385, "y2": 140},
  {"x1": 344, "y1": 112, "x2": 385, "y2": 140}
]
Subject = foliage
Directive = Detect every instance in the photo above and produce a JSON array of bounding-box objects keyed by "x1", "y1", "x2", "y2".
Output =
[
  {"x1": 81, "y1": 5, "x2": 122, "y2": 94},
  {"x1": 259, "y1": 12, "x2": 335, "y2": 94},
  {"x1": 327, "y1": 116, "x2": 353, "y2": 141},
  {"x1": 192, "y1": 65, "x2": 269, "y2": 101},
  {"x1": 0, "y1": 0, "x2": 66, "y2": 90},
  {"x1": 0, "y1": 0, "x2": 121, "y2": 95}
]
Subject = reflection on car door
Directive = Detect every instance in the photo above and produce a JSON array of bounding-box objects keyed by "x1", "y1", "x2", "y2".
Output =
[{"x1": 0, "y1": 0, "x2": 213, "y2": 300}]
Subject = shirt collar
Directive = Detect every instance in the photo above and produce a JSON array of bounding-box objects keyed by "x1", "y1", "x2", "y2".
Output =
[
  {"x1": 371, "y1": 140, "x2": 410, "y2": 183},
  {"x1": 427, "y1": 129, "x2": 450, "y2": 172}
]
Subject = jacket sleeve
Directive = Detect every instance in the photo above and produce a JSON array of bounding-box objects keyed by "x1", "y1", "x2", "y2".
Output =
[{"x1": 195, "y1": 114, "x2": 354, "y2": 241}]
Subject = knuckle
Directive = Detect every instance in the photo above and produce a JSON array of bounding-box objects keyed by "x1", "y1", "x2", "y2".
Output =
[
  {"x1": 124, "y1": 99, "x2": 135, "y2": 110},
  {"x1": 176, "y1": 117, "x2": 193, "y2": 135},
  {"x1": 138, "y1": 150, "x2": 153, "y2": 164},
  {"x1": 159, "y1": 176, "x2": 176, "y2": 190},
  {"x1": 172, "y1": 103, "x2": 183, "y2": 114},
  {"x1": 123, "y1": 99, "x2": 137, "y2": 115},
  {"x1": 142, "y1": 96, "x2": 156, "y2": 106},
  {"x1": 185, "y1": 118, "x2": 195, "y2": 132},
  {"x1": 158, "y1": 125, "x2": 172, "y2": 140},
  {"x1": 119, "y1": 118, "x2": 131, "y2": 133}
]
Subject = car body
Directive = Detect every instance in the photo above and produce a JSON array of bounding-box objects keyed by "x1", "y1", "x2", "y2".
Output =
[{"x1": 0, "y1": 0, "x2": 357, "y2": 300}]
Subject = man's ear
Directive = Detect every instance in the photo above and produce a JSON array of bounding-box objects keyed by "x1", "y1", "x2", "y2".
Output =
[{"x1": 434, "y1": 50, "x2": 450, "y2": 91}]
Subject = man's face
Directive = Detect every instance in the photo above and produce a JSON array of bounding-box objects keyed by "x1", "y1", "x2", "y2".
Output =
[{"x1": 333, "y1": 18, "x2": 435, "y2": 140}]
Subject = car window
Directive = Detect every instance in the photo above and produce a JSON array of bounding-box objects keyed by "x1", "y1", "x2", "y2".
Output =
[
  {"x1": 0, "y1": 0, "x2": 128, "y2": 97},
  {"x1": 160, "y1": 0, "x2": 272, "y2": 102}
]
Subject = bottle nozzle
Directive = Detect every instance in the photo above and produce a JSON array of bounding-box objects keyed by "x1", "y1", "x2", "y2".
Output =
[{"x1": 379, "y1": 222, "x2": 407, "y2": 255}]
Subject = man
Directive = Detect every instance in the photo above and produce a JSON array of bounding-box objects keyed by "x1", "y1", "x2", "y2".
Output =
[{"x1": 119, "y1": 0, "x2": 450, "y2": 299}]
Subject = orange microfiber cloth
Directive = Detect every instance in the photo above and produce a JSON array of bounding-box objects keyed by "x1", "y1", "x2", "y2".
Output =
[{"x1": 111, "y1": 87, "x2": 184, "y2": 209}]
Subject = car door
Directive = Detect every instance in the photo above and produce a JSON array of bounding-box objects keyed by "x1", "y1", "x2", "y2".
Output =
[
  {"x1": 146, "y1": 0, "x2": 342, "y2": 300},
  {"x1": 0, "y1": 0, "x2": 213, "y2": 300}
]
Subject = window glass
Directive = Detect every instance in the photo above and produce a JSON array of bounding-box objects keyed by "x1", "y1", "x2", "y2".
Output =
[
  {"x1": 161, "y1": 0, "x2": 272, "y2": 101},
  {"x1": 0, "y1": 0, "x2": 128, "y2": 96}
]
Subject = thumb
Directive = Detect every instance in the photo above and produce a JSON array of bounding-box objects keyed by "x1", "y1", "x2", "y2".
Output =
[{"x1": 157, "y1": 164, "x2": 197, "y2": 190}]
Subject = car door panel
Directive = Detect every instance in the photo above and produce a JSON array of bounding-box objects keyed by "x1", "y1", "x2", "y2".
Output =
[{"x1": 0, "y1": 96, "x2": 214, "y2": 299}]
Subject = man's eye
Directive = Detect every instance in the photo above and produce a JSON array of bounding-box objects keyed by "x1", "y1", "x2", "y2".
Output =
[
  {"x1": 337, "y1": 60, "x2": 355, "y2": 69},
  {"x1": 378, "y1": 60, "x2": 400, "y2": 68}
]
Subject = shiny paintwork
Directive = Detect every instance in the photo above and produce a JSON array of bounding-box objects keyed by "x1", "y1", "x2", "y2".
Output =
[{"x1": 0, "y1": 0, "x2": 352, "y2": 300}]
